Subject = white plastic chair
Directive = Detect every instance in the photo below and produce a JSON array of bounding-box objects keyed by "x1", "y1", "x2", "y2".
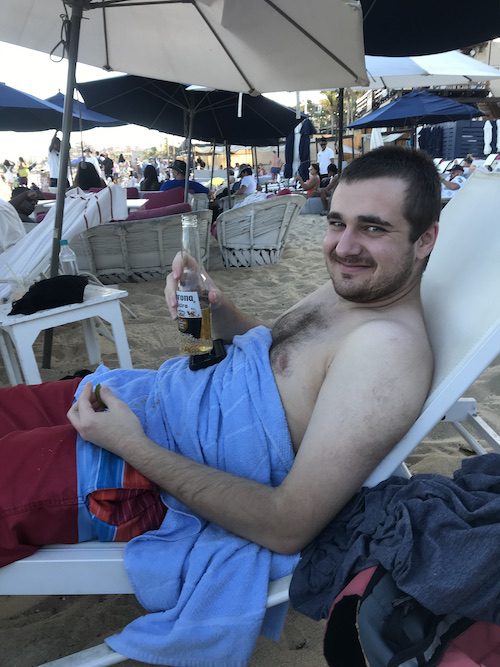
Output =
[{"x1": 1, "y1": 172, "x2": 500, "y2": 666}]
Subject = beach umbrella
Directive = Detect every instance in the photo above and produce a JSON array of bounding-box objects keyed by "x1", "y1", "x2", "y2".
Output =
[
  {"x1": 45, "y1": 92, "x2": 125, "y2": 130},
  {"x1": 360, "y1": 0, "x2": 500, "y2": 56},
  {"x1": 78, "y1": 76, "x2": 307, "y2": 146},
  {"x1": 0, "y1": 82, "x2": 65, "y2": 131},
  {"x1": 349, "y1": 91, "x2": 483, "y2": 130},
  {"x1": 79, "y1": 74, "x2": 310, "y2": 201},
  {"x1": 364, "y1": 50, "x2": 500, "y2": 89}
]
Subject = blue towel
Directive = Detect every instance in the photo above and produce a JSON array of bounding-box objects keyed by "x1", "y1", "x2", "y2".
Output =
[{"x1": 75, "y1": 326, "x2": 298, "y2": 666}]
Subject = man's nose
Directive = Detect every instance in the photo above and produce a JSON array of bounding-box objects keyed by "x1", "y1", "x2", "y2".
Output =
[{"x1": 335, "y1": 228, "x2": 361, "y2": 256}]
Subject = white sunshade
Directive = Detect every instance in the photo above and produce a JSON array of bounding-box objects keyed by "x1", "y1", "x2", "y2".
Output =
[
  {"x1": 365, "y1": 50, "x2": 500, "y2": 89},
  {"x1": 0, "y1": 0, "x2": 368, "y2": 94}
]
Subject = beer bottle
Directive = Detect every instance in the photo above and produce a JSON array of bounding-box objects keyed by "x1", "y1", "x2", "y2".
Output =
[{"x1": 176, "y1": 214, "x2": 213, "y2": 355}]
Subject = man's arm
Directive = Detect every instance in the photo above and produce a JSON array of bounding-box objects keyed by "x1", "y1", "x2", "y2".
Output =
[
  {"x1": 165, "y1": 252, "x2": 262, "y2": 341},
  {"x1": 68, "y1": 319, "x2": 432, "y2": 554},
  {"x1": 441, "y1": 176, "x2": 460, "y2": 190}
]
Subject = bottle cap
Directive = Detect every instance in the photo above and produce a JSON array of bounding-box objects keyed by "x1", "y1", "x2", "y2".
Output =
[{"x1": 59, "y1": 239, "x2": 68, "y2": 246}]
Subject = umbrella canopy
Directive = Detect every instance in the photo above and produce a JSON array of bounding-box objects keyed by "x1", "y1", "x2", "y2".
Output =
[
  {"x1": 365, "y1": 50, "x2": 500, "y2": 89},
  {"x1": 45, "y1": 92, "x2": 125, "y2": 130},
  {"x1": 0, "y1": 1, "x2": 368, "y2": 93},
  {"x1": 349, "y1": 91, "x2": 483, "y2": 129},
  {"x1": 0, "y1": 81, "x2": 65, "y2": 131},
  {"x1": 78, "y1": 76, "x2": 305, "y2": 145},
  {"x1": 360, "y1": 0, "x2": 500, "y2": 56}
]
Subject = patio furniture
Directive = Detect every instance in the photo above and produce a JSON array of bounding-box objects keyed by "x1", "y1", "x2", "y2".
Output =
[{"x1": 215, "y1": 194, "x2": 305, "y2": 268}]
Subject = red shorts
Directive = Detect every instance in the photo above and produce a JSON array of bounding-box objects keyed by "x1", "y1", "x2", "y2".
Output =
[{"x1": 0, "y1": 379, "x2": 165, "y2": 567}]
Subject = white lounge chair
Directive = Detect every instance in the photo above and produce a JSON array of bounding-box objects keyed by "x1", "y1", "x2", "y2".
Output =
[
  {"x1": 70, "y1": 209, "x2": 212, "y2": 283},
  {"x1": 216, "y1": 194, "x2": 306, "y2": 268},
  {"x1": 1, "y1": 172, "x2": 500, "y2": 666}
]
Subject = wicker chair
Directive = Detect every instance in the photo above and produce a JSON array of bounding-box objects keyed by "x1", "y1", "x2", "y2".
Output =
[
  {"x1": 70, "y1": 210, "x2": 211, "y2": 283},
  {"x1": 215, "y1": 194, "x2": 305, "y2": 268}
]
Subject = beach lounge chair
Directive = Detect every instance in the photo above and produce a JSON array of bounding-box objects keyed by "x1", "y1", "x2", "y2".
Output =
[
  {"x1": 216, "y1": 194, "x2": 306, "y2": 268},
  {"x1": 69, "y1": 209, "x2": 211, "y2": 283},
  {"x1": 0, "y1": 187, "x2": 132, "y2": 385},
  {"x1": 1, "y1": 172, "x2": 500, "y2": 665}
]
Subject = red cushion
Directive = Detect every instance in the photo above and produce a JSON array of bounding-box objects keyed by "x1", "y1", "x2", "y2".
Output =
[
  {"x1": 126, "y1": 202, "x2": 192, "y2": 221},
  {"x1": 277, "y1": 188, "x2": 292, "y2": 196},
  {"x1": 126, "y1": 187, "x2": 139, "y2": 199},
  {"x1": 40, "y1": 192, "x2": 57, "y2": 200},
  {"x1": 142, "y1": 188, "x2": 185, "y2": 210}
]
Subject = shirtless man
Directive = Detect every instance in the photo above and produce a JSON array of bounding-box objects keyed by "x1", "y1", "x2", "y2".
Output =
[
  {"x1": 64, "y1": 146, "x2": 440, "y2": 555},
  {"x1": 0, "y1": 148, "x2": 440, "y2": 562}
]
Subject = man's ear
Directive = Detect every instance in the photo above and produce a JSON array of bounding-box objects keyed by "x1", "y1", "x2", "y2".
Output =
[{"x1": 415, "y1": 222, "x2": 439, "y2": 260}]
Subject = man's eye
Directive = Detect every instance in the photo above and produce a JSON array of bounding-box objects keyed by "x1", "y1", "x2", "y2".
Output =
[
  {"x1": 330, "y1": 220, "x2": 344, "y2": 228},
  {"x1": 366, "y1": 225, "x2": 384, "y2": 233}
]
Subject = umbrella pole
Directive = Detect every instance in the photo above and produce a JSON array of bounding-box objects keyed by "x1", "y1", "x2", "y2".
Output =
[
  {"x1": 184, "y1": 113, "x2": 194, "y2": 204},
  {"x1": 337, "y1": 88, "x2": 344, "y2": 175},
  {"x1": 253, "y1": 146, "x2": 260, "y2": 189},
  {"x1": 210, "y1": 142, "x2": 216, "y2": 191},
  {"x1": 225, "y1": 142, "x2": 232, "y2": 208},
  {"x1": 42, "y1": 0, "x2": 84, "y2": 369}
]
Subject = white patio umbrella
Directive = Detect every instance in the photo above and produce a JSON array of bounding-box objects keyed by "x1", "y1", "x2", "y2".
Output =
[{"x1": 365, "y1": 50, "x2": 500, "y2": 89}]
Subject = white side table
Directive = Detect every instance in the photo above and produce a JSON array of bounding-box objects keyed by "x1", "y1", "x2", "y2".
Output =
[{"x1": 0, "y1": 284, "x2": 133, "y2": 385}]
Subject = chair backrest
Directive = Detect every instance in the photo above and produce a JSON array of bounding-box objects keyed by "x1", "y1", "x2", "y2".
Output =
[
  {"x1": 141, "y1": 188, "x2": 185, "y2": 209},
  {"x1": 365, "y1": 171, "x2": 500, "y2": 486},
  {"x1": 126, "y1": 187, "x2": 139, "y2": 199},
  {"x1": 188, "y1": 192, "x2": 210, "y2": 211},
  {"x1": 215, "y1": 194, "x2": 306, "y2": 268},
  {"x1": 71, "y1": 209, "x2": 211, "y2": 283},
  {"x1": 126, "y1": 202, "x2": 192, "y2": 221}
]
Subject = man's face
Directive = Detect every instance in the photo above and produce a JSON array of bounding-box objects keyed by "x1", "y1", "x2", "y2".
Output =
[
  {"x1": 323, "y1": 177, "x2": 435, "y2": 303},
  {"x1": 320, "y1": 143, "x2": 327, "y2": 150}
]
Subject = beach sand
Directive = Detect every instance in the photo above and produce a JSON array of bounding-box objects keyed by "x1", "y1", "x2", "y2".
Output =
[{"x1": 1, "y1": 214, "x2": 499, "y2": 666}]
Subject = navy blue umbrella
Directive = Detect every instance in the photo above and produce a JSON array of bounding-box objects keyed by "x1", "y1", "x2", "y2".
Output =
[
  {"x1": 45, "y1": 92, "x2": 125, "y2": 130},
  {"x1": 78, "y1": 76, "x2": 305, "y2": 146},
  {"x1": 349, "y1": 91, "x2": 482, "y2": 129},
  {"x1": 0, "y1": 82, "x2": 65, "y2": 131}
]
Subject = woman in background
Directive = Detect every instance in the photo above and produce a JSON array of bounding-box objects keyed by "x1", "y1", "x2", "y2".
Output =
[
  {"x1": 296, "y1": 162, "x2": 320, "y2": 198},
  {"x1": 73, "y1": 161, "x2": 105, "y2": 191},
  {"x1": 139, "y1": 164, "x2": 161, "y2": 191}
]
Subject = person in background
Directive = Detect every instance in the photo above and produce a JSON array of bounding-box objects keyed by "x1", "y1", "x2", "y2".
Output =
[
  {"x1": 296, "y1": 162, "x2": 321, "y2": 198},
  {"x1": 83, "y1": 148, "x2": 101, "y2": 173},
  {"x1": 270, "y1": 151, "x2": 283, "y2": 181},
  {"x1": 16, "y1": 157, "x2": 29, "y2": 186},
  {"x1": 48, "y1": 133, "x2": 70, "y2": 188},
  {"x1": 236, "y1": 165, "x2": 257, "y2": 197},
  {"x1": 317, "y1": 138, "x2": 335, "y2": 179},
  {"x1": 101, "y1": 153, "x2": 114, "y2": 182},
  {"x1": 159, "y1": 159, "x2": 209, "y2": 194},
  {"x1": 139, "y1": 164, "x2": 161, "y2": 192},
  {"x1": 461, "y1": 155, "x2": 476, "y2": 177},
  {"x1": 319, "y1": 163, "x2": 340, "y2": 215},
  {"x1": 73, "y1": 161, "x2": 106, "y2": 191},
  {"x1": 440, "y1": 164, "x2": 467, "y2": 199},
  {"x1": 9, "y1": 186, "x2": 40, "y2": 223}
]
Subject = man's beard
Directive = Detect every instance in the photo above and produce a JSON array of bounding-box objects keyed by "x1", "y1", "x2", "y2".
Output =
[{"x1": 328, "y1": 248, "x2": 416, "y2": 303}]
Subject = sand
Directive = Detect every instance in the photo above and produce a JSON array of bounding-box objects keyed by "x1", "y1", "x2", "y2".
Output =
[{"x1": 1, "y1": 214, "x2": 499, "y2": 666}]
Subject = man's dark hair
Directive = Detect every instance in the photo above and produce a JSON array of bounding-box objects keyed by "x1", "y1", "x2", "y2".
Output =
[{"x1": 341, "y1": 146, "x2": 441, "y2": 242}]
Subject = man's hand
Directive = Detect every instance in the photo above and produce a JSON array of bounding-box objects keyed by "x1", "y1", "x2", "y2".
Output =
[
  {"x1": 164, "y1": 251, "x2": 221, "y2": 320},
  {"x1": 67, "y1": 383, "x2": 145, "y2": 458}
]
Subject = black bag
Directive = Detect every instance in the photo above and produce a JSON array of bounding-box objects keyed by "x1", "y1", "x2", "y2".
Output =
[{"x1": 8, "y1": 275, "x2": 88, "y2": 316}]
